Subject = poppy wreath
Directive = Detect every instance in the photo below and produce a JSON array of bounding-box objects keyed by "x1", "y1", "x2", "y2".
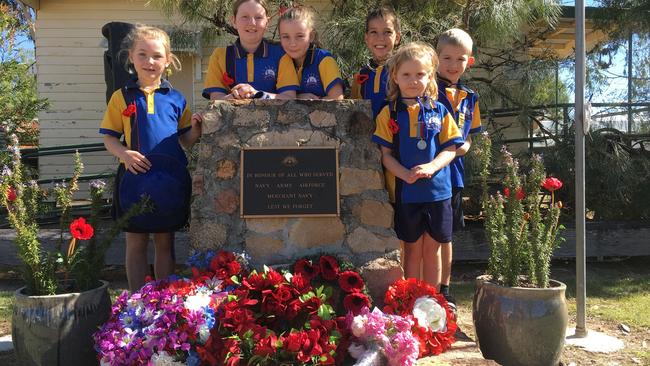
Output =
[
  {"x1": 383, "y1": 278, "x2": 457, "y2": 357},
  {"x1": 197, "y1": 254, "x2": 371, "y2": 366}
]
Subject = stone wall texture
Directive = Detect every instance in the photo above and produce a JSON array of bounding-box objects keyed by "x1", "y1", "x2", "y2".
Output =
[{"x1": 191, "y1": 100, "x2": 403, "y2": 302}]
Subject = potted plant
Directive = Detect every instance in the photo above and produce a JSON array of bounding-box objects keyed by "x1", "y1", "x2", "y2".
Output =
[
  {"x1": 1, "y1": 134, "x2": 148, "y2": 365},
  {"x1": 471, "y1": 133, "x2": 568, "y2": 366}
]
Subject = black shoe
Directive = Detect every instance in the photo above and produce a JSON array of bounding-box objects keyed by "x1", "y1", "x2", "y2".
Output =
[{"x1": 443, "y1": 293, "x2": 457, "y2": 314}]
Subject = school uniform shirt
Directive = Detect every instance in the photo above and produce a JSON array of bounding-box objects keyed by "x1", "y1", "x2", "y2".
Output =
[
  {"x1": 373, "y1": 97, "x2": 464, "y2": 204},
  {"x1": 202, "y1": 39, "x2": 299, "y2": 98},
  {"x1": 351, "y1": 59, "x2": 389, "y2": 118},
  {"x1": 437, "y1": 77, "x2": 482, "y2": 189},
  {"x1": 99, "y1": 79, "x2": 191, "y2": 165},
  {"x1": 296, "y1": 45, "x2": 343, "y2": 97}
]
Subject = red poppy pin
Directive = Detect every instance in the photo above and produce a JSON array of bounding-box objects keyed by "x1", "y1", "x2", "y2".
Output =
[
  {"x1": 355, "y1": 73, "x2": 369, "y2": 85},
  {"x1": 122, "y1": 103, "x2": 136, "y2": 117},
  {"x1": 388, "y1": 118, "x2": 399, "y2": 134},
  {"x1": 223, "y1": 72, "x2": 235, "y2": 87}
]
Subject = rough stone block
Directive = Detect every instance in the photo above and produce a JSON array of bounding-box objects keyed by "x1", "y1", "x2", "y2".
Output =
[
  {"x1": 192, "y1": 171, "x2": 204, "y2": 196},
  {"x1": 359, "y1": 257, "x2": 403, "y2": 306},
  {"x1": 215, "y1": 159, "x2": 237, "y2": 180},
  {"x1": 190, "y1": 220, "x2": 228, "y2": 250},
  {"x1": 289, "y1": 217, "x2": 345, "y2": 249},
  {"x1": 248, "y1": 130, "x2": 339, "y2": 147},
  {"x1": 339, "y1": 167, "x2": 383, "y2": 195},
  {"x1": 347, "y1": 226, "x2": 399, "y2": 254},
  {"x1": 245, "y1": 234, "x2": 286, "y2": 263},
  {"x1": 353, "y1": 200, "x2": 393, "y2": 228},
  {"x1": 234, "y1": 108, "x2": 270, "y2": 127},
  {"x1": 309, "y1": 110, "x2": 337, "y2": 127},
  {"x1": 214, "y1": 189, "x2": 238, "y2": 214},
  {"x1": 246, "y1": 218, "x2": 289, "y2": 234}
]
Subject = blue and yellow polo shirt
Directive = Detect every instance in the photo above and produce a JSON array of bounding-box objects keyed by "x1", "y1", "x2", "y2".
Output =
[
  {"x1": 437, "y1": 77, "x2": 482, "y2": 188},
  {"x1": 202, "y1": 39, "x2": 299, "y2": 98},
  {"x1": 296, "y1": 45, "x2": 343, "y2": 97},
  {"x1": 99, "y1": 79, "x2": 191, "y2": 165},
  {"x1": 351, "y1": 59, "x2": 389, "y2": 118},
  {"x1": 373, "y1": 98, "x2": 464, "y2": 203}
]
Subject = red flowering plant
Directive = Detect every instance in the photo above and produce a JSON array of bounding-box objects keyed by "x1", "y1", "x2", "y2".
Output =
[
  {"x1": 197, "y1": 254, "x2": 371, "y2": 365},
  {"x1": 0, "y1": 134, "x2": 149, "y2": 295},
  {"x1": 383, "y1": 278, "x2": 457, "y2": 357},
  {"x1": 475, "y1": 133, "x2": 564, "y2": 288}
]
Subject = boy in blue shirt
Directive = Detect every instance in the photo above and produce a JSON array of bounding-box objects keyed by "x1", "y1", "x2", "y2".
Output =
[{"x1": 436, "y1": 28, "x2": 482, "y2": 308}]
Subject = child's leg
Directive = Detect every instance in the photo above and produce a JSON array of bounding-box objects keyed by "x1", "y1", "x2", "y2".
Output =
[
  {"x1": 402, "y1": 237, "x2": 424, "y2": 280},
  {"x1": 153, "y1": 232, "x2": 175, "y2": 280},
  {"x1": 440, "y1": 242, "x2": 453, "y2": 290},
  {"x1": 125, "y1": 232, "x2": 149, "y2": 292},
  {"x1": 422, "y1": 232, "x2": 443, "y2": 287}
]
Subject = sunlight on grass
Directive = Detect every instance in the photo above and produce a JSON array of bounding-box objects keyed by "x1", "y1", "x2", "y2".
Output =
[{"x1": 0, "y1": 291, "x2": 13, "y2": 321}]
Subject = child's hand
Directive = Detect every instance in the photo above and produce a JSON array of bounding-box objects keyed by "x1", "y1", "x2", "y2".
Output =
[
  {"x1": 121, "y1": 150, "x2": 151, "y2": 174},
  {"x1": 191, "y1": 113, "x2": 203, "y2": 133},
  {"x1": 411, "y1": 163, "x2": 437, "y2": 179},
  {"x1": 402, "y1": 169, "x2": 420, "y2": 184},
  {"x1": 230, "y1": 83, "x2": 257, "y2": 99},
  {"x1": 297, "y1": 93, "x2": 320, "y2": 100}
]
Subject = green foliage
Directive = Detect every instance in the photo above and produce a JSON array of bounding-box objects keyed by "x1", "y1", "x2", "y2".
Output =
[
  {"x1": 1, "y1": 135, "x2": 151, "y2": 295},
  {"x1": 476, "y1": 133, "x2": 563, "y2": 288},
  {"x1": 0, "y1": 4, "x2": 48, "y2": 147}
]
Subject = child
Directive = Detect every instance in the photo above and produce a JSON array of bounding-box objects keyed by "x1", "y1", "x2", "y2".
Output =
[
  {"x1": 436, "y1": 28, "x2": 482, "y2": 306},
  {"x1": 100, "y1": 25, "x2": 202, "y2": 291},
  {"x1": 372, "y1": 42, "x2": 463, "y2": 289},
  {"x1": 278, "y1": 7, "x2": 344, "y2": 99},
  {"x1": 203, "y1": 0, "x2": 299, "y2": 100},
  {"x1": 351, "y1": 6, "x2": 401, "y2": 117}
]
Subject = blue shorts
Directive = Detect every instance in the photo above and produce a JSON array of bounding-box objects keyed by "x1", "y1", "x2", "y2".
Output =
[{"x1": 394, "y1": 199, "x2": 453, "y2": 243}]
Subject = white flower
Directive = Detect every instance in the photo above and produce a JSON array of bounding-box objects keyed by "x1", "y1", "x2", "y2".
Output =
[
  {"x1": 412, "y1": 296, "x2": 446, "y2": 332},
  {"x1": 151, "y1": 351, "x2": 186, "y2": 366},
  {"x1": 351, "y1": 314, "x2": 367, "y2": 338},
  {"x1": 185, "y1": 292, "x2": 211, "y2": 312}
]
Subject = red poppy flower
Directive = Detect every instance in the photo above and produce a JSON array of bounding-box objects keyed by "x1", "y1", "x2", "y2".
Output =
[
  {"x1": 388, "y1": 118, "x2": 399, "y2": 134},
  {"x1": 319, "y1": 255, "x2": 340, "y2": 280},
  {"x1": 343, "y1": 292, "x2": 371, "y2": 315},
  {"x1": 294, "y1": 258, "x2": 320, "y2": 280},
  {"x1": 504, "y1": 187, "x2": 525, "y2": 201},
  {"x1": 355, "y1": 73, "x2": 369, "y2": 85},
  {"x1": 122, "y1": 103, "x2": 136, "y2": 117},
  {"x1": 223, "y1": 72, "x2": 235, "y2": 87},
  {"x1": 542, "y1": 177, "x2": 563, "y2": 192},
  {"x1": 338, "y1": 270, "x2": 365, "y2": 293},
  {"x1": 69, "y1": 217, "x2": 94, "y2": 240},
  {"x1": 6, "y1": 186, "x2": 17, "y2": 202}
]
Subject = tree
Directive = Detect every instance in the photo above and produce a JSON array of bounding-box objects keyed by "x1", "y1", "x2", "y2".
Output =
[{"x1": 0, "y1": 3, "x2": 48, "y2": 148}]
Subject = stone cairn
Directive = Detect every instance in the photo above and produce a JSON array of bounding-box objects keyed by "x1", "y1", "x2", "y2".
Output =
[{"x1": 191, "y1": 100, "x2": 402, "y2": 303}]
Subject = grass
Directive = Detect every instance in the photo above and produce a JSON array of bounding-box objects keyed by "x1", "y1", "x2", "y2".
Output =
[{"x1": 0, "y1": 290, "x2": 12, "y2": 321}]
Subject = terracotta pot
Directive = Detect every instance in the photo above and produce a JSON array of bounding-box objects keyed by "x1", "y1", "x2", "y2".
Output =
[
  {"x1": 473, "y1": 275, "x2": 568, "y2": 366},
  {"x1": 12, "y1": 280, "x2": 111, "y2": 366}
]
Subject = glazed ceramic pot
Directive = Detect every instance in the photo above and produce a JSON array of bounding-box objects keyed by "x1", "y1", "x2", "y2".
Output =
[
  {"x1": 473, "y1": 275, "x2": 568, "y2": 366},
  {"x1": 12, "y1": 280, "x2": 111, "y2": 366}
]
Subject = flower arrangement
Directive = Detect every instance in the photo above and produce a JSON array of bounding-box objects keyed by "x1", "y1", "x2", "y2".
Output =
[
  {"x1": 346, "y1": 306, "x2": 420, "y2": 366},
  {"x1": 383, "y1": 278, "x2": 457, "y2": 356},
  {"x1": 94, "y1": 250, "x2": 242, "y2": 366},
  {"x1": 197, "y1": 254, "x2": 371, "y2": 366},
  {"x1": 0, "y1": 134, "x2": 148, "y2": 295},
  {"x1": 474, "y1": 133, "x2": 564, "y2": 288}
]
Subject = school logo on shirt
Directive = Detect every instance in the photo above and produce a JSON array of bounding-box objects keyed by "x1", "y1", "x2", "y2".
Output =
[
  {"x1": 263, "y1": 66, "x2": 277, "y2": 81},
  {"x1": 425, "y1": 114, "x2": 441, "y2": 133},
  {"x1": 304, "y1": 73, "x2": 319, "y2": 88}
]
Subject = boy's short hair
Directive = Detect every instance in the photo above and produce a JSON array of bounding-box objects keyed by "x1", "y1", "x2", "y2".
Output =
[
  {"x1": 365, "y1": 6, "x2": 401, "y2": 34},
  {"x1": 436, "y1": 28, "x2": 474, "y2": 55}
]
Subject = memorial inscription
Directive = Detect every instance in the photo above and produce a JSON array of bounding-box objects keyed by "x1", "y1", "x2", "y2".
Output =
[{"x1": 240, "y1": 147, "x2": 339, "y2": 217}]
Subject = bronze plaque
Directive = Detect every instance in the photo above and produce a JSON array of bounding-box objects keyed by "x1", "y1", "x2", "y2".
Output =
[{"x1": 240, "y1": 147, "x2": 340, "y2": 217}]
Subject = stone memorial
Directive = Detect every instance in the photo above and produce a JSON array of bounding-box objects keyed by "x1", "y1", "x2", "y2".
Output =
[{"x1": 190, "y1": 100, "x2": 402, "y2": 302}]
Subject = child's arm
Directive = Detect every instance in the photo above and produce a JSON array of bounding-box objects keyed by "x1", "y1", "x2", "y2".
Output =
[
  {"x1": 103, "y1": 135, "x2": 151, "y2": 174},
  {"x1": 179, "y1": 113, "x2": 203, "y2": 149},
  {"x1": 229, "y1": 83, "x2": 297, "y2": 100},
  {"x1": 380, "y1": 146, "x2": 419, "y2": 184},
  {"x1": 411, "y1": 145, "x2": 457, "y2": 178},
  {"x1": 455, "y1": 135, "x2": 472, "y2": 157}
]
